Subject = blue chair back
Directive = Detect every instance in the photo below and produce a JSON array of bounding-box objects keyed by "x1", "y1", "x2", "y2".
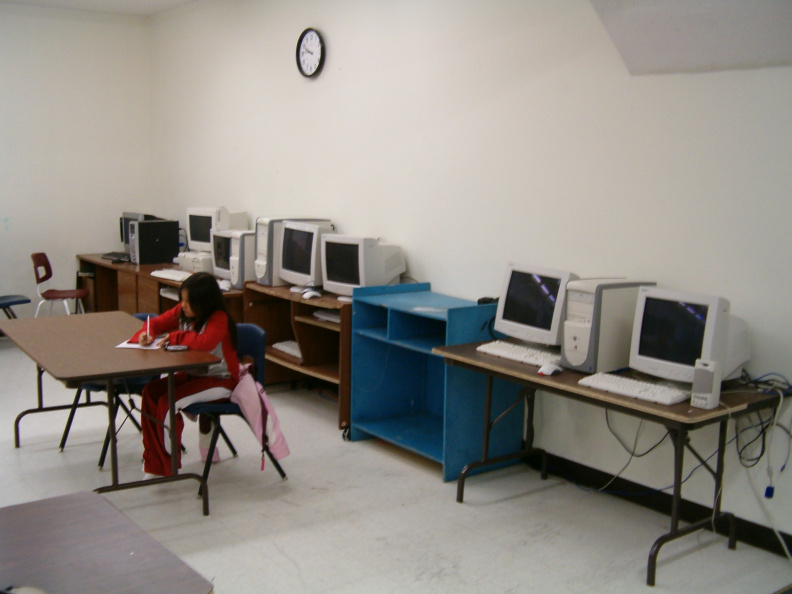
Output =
[{"x1": 236, "y1": 323, "x2": 266, "y2": 385}]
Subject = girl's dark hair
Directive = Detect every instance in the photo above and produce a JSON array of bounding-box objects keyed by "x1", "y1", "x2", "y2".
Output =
[{"x1": 179, "y1": 272, "x2": 237, "y2": 349}]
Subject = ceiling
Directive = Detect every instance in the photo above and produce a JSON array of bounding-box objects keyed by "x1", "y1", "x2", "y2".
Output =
[
  {"x1": 590, "y1": 0, "x2": 792, "y2": 74},
  {"x1": 1, "y1": 0, "x2": 196, "y2": 17},
  {"x1": 4, "y1": 0, "x2": 792, "y2": 74}
]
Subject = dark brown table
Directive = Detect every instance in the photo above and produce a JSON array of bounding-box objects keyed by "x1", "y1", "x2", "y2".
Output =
[
  {"x1": 77, "y1": 253, "x2": 243, "y2": 322},
  {"x1": 434, "y1": 341, "x2": 778, "y2": 586},
  {"x1": 0, "y1": 311, "x2": 220, "y2": 514},
  {"x1": 0, "y1": 491, "x2": 213, "y2": 593}
]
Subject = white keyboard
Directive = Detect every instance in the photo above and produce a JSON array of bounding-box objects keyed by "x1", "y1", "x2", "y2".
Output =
[
  {"x1": 151, "y1": 269, "x2": 192, "y2": 282},
  {"x1": 313, "y1": 310, "x2": 341, "y2": 324},
  {"x1": 578, "y1": 373, "x2": 690, "y2": 405},
  {"x1": 272, "y1": 340, "x2": 302, "y2": 359},
  {"x1": 476, "y1": 340, "x2": 562, "y2": 367}
]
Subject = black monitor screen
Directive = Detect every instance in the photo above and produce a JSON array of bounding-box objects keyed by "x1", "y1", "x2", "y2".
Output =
[
  {"x1": 502, "y1": 271, "x2": 561, "y2": 331},
  {"x1": 213, "y1": 235, "x2": 231, "y2": 270},
  {"x1": 638, "y1": 298, "x2": 708, "y2": 366},
  {"x1": 282, "y1": 227, "x2": 313, "y2": 274},
  {"x1": 325, "y1": 242, "x2": 360, "y2": 285},
  {"x1": 189, "y1": 215, "x2": 213, "y2": 243}
]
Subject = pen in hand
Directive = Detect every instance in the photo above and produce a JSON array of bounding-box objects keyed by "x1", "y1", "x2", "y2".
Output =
[{"x1": 139, "y1": 316, "x2": 154, "y2": 346}]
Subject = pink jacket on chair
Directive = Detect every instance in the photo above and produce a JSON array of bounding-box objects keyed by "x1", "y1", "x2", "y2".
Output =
[{"x1": 230, "y1": 365, "x2": 290, "y2": 469}]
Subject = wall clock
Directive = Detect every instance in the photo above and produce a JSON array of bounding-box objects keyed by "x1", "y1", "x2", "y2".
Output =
[{"x1": 296, "y1": 28, "x2": 325, "y2": 78}]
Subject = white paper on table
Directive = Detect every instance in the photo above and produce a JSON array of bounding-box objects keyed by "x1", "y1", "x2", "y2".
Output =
[{"x1": 116, "y1": 337, "x2": 167, "y2": 349}]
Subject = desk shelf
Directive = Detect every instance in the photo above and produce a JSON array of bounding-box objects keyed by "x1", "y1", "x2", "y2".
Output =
[
  {"x1": 244, "y1": 283, "x2": 351, "y2": 430},
  {"x1": 350, "y1": 283, "x2": 523, "y2": 481}
]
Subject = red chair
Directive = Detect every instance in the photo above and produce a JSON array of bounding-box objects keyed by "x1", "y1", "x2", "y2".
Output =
[{"x1": 31, "y1": 252, "x2": 89, "y2": 317}]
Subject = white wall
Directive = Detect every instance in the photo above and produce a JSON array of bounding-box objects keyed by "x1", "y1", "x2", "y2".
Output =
[
  {"x1": 0, "y1": 3, "x2": 152, "y2": 309},
  {"x1": 2, "y1": 0, "x2": 791, "y2": 535}
]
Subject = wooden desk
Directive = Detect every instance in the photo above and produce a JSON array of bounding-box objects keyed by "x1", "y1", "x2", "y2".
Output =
[
  {"x1": 243, "y1": 282, "x2": 352, "y2": 430},
  {"x1": 433, "y1": 342, "x2": 778, "y2": 586},
  {"x1": 77, "y1": 254, "x2": 243, "y2": 322},
  {"x1": 0, "y1": 491, "x2": 213, "y2": 593},
  {"x1": 0, "y1": 312, "x2": 219, "y2": 515}
]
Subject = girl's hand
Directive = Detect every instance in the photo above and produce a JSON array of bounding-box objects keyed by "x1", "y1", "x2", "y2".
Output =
[{"x1": 138, "y1": 333, "x2": 154, "y2": 346}]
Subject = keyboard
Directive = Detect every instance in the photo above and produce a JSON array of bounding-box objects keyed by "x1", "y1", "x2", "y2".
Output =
[
  {"x1": 272, "y1": 340, "x2": 302, "y2": 359},
  {"x1": 101, "y1": 251, "x2": 129, "y2": 262},
  {"x1": 578, "y1": 373, "x2": 690, "y2": 405},
  {"x1": 150, "y1": 269, "x2": 192, "y2": 282},
  {"x1": 313, "y1": 310, "x2": 341, "y2": 324},
  {"x1": 476, "y1": 340, "x2": 562, "y2": 367}
]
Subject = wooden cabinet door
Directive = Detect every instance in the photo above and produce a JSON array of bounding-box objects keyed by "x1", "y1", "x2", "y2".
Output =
[
  {"x1": 117, "y1": 271, "x2": 137, "y2": 314},
  {"x1": 137, "y1": 276, "x2": 160, "y2": 314}
]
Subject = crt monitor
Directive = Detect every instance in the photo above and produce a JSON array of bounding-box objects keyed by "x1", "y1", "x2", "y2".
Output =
[
  {"x1": 629, "y1": 286, "x2": 751, "y2": 383},
  {"x1": 186, "y1": 207, "x2": 218, "y2": 253},
  {"x1": 278, "y1": 220, "x2": 334, "y2": 289},
  {"x1": 321, "y1": 235, "x2": 406, "y2": 299},
  {"x1": 186, "y1": 206, "x2": 249, "y2": 253},
  {"x1": 493, "y1": 263, "x2": 579, "y2": 347}
]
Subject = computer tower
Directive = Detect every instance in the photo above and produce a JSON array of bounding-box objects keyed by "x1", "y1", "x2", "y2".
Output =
[
  {"x1": 254, "y1": 217, "x2": 332, "y2": 286},
  {"x1": 129, "y1": 220, "x2": 180, "y2": 265},
  {"x1": 562, "y1": 279, "x2": 655, "y2": 373}
]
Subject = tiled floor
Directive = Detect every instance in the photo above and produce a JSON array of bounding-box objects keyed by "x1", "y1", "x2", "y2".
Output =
[{"x1": 1, "y1": 338, "x2": 790, "y2": 593}]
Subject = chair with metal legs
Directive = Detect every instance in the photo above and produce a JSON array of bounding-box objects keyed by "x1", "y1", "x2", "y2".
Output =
[
  {"x1": 31, "y1": 252, "x2": 89, "y2": 317},
  {"x1": 183, "y1": 323, "x2": 287, "y2": 495}
]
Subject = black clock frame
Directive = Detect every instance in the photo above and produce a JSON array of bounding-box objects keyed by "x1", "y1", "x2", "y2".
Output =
[{"x1": 296, "y1": 28, "x2": 325, "y2": 78}]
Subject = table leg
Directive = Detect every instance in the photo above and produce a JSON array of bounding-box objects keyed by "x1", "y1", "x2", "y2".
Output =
[
  {"x1": 107, "y1": 377, "x2": 120, "y2": 486},
  {"x1": 647, "y1": 421, "x2": 736, "y2": 586},
  {"x1": 95, "y1": 371, "x2": 209, "y2": 516},
  {"x1": 457, "y1": 382, "x2": 545, "y2": 503},
  {"x1": 168, "y1": 372, "x2": 179, "y2": 476},
  {"x1": 14, "y1": 365, "x2": 105, "y2": 448}
]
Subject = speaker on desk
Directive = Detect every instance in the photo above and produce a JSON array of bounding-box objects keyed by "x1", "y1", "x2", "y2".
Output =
[{"x1": 691, "y1": 359, "x2": 722, "y2": 410}]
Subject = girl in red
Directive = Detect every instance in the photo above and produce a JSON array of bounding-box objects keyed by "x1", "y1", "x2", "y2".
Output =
[{"x1": 133, "y1": 272, "x2": 239, "y2": 477}]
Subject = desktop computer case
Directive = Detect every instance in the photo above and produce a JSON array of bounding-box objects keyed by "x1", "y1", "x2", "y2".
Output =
[
  {"x1": 129, "y1": 220, "x2": 180, "y2": 265},
  {"x1": 221, "y1": 230, "x2": 255, "y2": 289},
  {"x1": 562, "y1": 279, "x2": 655, "y2": 374}
]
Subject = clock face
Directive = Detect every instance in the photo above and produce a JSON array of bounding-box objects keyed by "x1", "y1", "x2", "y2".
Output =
[{"x1": 297, "y1": 28, "x2": 325, "y2": 77}]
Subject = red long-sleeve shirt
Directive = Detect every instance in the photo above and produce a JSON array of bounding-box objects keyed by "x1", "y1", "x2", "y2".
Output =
[{"x1": 131, "y1": 305, "x2": 239, "y2": 382}]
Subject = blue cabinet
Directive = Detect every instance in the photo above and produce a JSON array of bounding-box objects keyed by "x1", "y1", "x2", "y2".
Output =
[{"x1": 350, "y1": 283, "x2": 523, "y2": 481}]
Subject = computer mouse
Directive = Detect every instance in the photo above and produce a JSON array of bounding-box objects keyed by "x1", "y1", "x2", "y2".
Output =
[
  {"x1": 303, "y1": 290, "x2": 322, "y2": 300},
  {"x1": 538, "y1": 363, "x2": 563, "y2": 376}
]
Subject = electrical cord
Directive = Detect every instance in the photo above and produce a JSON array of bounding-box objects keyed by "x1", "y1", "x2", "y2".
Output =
[
  {"x1": 597, "y1": 417, "x2": 644, "y2": 491},
  {"x1": 560, "y1": 413, "x2": 776, "y2": 498},
  {"x1": 606, "y1": 410, "x2": 668, "y2": 457}
]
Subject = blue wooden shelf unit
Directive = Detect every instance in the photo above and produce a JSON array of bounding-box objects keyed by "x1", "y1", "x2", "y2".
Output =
[{"x1": 350, "y1": 283, "x2": 524, "y2": 481}]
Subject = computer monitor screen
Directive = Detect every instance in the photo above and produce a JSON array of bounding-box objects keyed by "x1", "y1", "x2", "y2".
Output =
[
  {"x1": 637, "y1": 298, "x2": 707, "y2": 367},
  {"x1": 279, "y1": 220, "x2": 334, "y2": 288},
  {"x1": 212, "y1": 233, "x2": 232, "y2": 280},
  {"x1": 321, "y1": 235, "x2": 406, "y2": 298},
  {"x1": 187, "y1": 208, "x2": 217, "y2": 253},
  {"x1": 494, "y1": 263, "x2": 578, "y2": 346},
  {"x1": 325, "y1": 242, "x2": 361, "y2": 286},
  {"x1": 629, "y1": 286, "x2": 749, "y2": 383},
  {"x1": 282, "y1": 227, "x2": 312, "y2": 274},
  {"x1": 191, "y1": 216, "x2": 213, "y2": 244}
]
